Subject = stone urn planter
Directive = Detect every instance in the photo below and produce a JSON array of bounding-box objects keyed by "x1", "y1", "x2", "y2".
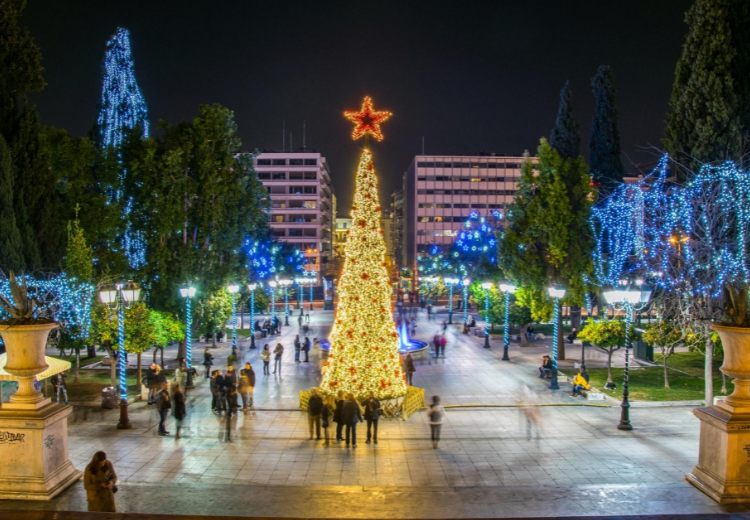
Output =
[
  {"x1": 688, "y1": 323, "x2": 750, "y2": 503},
  {"x1": 0, "y1": 321, "x2": 58, "y2": 410},
  {"x1": 712, "y1": 323, "x2": 750, "y2": 412}
]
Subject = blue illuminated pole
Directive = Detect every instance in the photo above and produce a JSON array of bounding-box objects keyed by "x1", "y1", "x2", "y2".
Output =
[
  {"x1": 116, "y1": 292, "x2": 128, "y2": 421},
  {"x1": 309, "y1": 275, "x2": 315, "y2": 311},
  {"x1": 180, "y1": 286, "x2": 195, "y2": 388},
  {"x1": 547, "y1": 286, "x2": 565, "y2": 391},
  {"x1": 280, "y1": 279, "x2": 291, "y2": 326},
  {"x1": 462, "y1": 278, "x2": 470, "y2": 325},
  {"x1": 228, "y1": 285, "x2": 239, "y2": 356},
  {"x1": 499, "y1": 283, "x2": 516, "y2": 362},
  {"x1": 248, "y1": 283, "x2": 257, "y2": 349},
  {"x1": 444, "y1": 277, "x2": 458, "y2": 324},
  {"x1": 297, "y1": 280, "x2": 303, "y2": 309},
  {"x1": 269, "y1": 281, "x2": 277, "y2": 331},
  {"x1": 481, "y1": 282, "x2": 491, "y2": 348},
  {"x1": 620, "y1": 303, "x2": 634, "y2": 430}
]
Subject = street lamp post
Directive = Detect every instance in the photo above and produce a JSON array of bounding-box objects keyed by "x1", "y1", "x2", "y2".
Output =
[
  {"x1": 603, "y1": 279, "x2": 651, "y2": 431},
  {"x1": 499, "y1": 282, "x2": 516, "y2": 361},
  {"x1": 268, "y1": 280, "x2": 278, "y2": 332},
  {"x1": 98, "y1": 281, "x2": 141, "y2": 429},
  {"x1": 227, "y1": 284, "x2": 240, "y2": 357},
  {"x1": 309, "y1": 272, "x2": 316, "y2": 311},
  {"x1": 481, "y1": 281, "x2": 492, "y2": 349},
  {"x1": 295, "y1": 278, "x2": 304, "y2": 310},
  {"x1": 443, "y1": 277, "x2": 459, "y2": 324},
  {"x1": 462, "y1": 277, "x2": 471, "y2": 325},
  {"x1": 547, "y1": 286, "x2": 566, "y2": 390},
  {"x1": 179, "y1": 286, "x2": 196, "y2": 388},
  {"x1": 279, "y1": 278, "x2": 292, "y2": 326},
  {"x1": 247, "y1": 283, "x2": 258, "y2": 349}
]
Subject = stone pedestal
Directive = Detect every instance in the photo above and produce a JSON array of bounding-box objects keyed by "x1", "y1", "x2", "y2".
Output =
[
  {"x1": 687, "y1": 404, "x2": 750, "y2": 504},
  {"x1": 0, "y1": 402, "x2": 80, "y2": 500}
]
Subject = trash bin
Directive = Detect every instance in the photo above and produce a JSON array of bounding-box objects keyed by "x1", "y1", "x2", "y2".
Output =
[{"x1": 101, "y1": 386, "x2": 118, "y2": 409}]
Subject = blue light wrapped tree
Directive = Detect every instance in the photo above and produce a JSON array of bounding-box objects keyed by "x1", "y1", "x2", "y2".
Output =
[{"x1": 451, "y1": 211, "x2": 500, "y2": 277}]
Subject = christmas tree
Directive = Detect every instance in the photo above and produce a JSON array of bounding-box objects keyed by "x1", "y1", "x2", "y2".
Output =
[{"x1": 320, "y1": 97, "x2": 406, "y2": 400}]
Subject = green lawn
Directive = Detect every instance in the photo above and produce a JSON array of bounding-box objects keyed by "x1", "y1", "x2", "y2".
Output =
[
  {"x1": 61, "y1": 369, "x2": 144, "y2": 403},
  {"x1": 581, "y1": 351, "x2": 727, "y2": 401}
]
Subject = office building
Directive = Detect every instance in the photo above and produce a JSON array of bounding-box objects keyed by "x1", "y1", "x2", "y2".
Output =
[
  {"x1": 403, "y1": 154, "x2": 528, "y2": 269},
  {"x1": 252, "y1": 152, "x2": 333, "y2": 278}
]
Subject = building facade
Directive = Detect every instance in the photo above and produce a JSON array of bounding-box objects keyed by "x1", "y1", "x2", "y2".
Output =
[
  {"x1": 403, "y1": 154, "x2": 527, "y2": 269},
  {"x1": 252, "y1": 152, "x2": 333, "y2": 278}
]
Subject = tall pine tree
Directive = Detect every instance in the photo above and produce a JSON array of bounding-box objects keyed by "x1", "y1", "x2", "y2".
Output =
[
  {"x1": 549, "y1": 81, "x2": 581, "y2": 160},
  {"x1": 664, "y1": 0, "x2": 749, "y2": 178},
  {"x1": 0, "y1": 136, "x2": 24, "y2": 271},
  {"x1": 589, "y1": 65, "x2": 624, "y2": 195}
]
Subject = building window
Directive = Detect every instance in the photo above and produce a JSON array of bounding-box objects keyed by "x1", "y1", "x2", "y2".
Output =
[
  {"x1": 303, "y1": 171, "x2": 317, "y2": 180},
  {"x1": 257, "y1": 172, "x2": 271, "y2": 180},
  {"x1": 274, "y1": 215, "x2": 284, "y2": 223},
  {"x1": 304, "y1": 159, "x2": 317, "y2": 166},
  {"x1": 271, "y1": 159, "x2": 286, "y2": 166},
  {"x1": 272, "y1": 172, "x2": 286, "y2": 180},
  {"x1": 303, "y1": 201, "x2": 317, "y2": 209},
  {"x1": 257, "y1": 159, "x2": 272, "y2": 166},
  {"x1": 289, "y1": 158, "x2": 304, "y2": 165}
]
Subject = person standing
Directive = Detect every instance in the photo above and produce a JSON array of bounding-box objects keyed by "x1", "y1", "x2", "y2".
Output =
[
  {"x1": 321, "y1": 397, "x2": 332, "y2": 446},
  {"x1": 303, "y1": 336, "x2": 311, "y2": 363},
  {"x1": 364, "y1": 394, "x2": 381, "y2": 445},
  {"x1": 173, "y1": 362, "x2": 187, "y2": 395},
  {"x1": 156, "y1": 383, "x2": 171, "y2": 436},
  {"x1": 273, "y1": 343, "x2": 284, "y2": 374},
  {"x1": 341, "y1": 393, "x2": 362, "y2": 448},
  {"x1": 433, "y1": 332, "x2": 441, "y2": 358},
  {"x1": 439, "y1": 334, "x2": 447, "y2": 358},
  {"x1": 261, "y1": 344, "x2": 271, "y2": 375},
  {"x1": 334, "y1": 390, "x2": 345, "y2": 441},
  {"x1": 53, "y1": 371, "x2": 68, "y2": 404},
  {"x1": 239, "y1": 362, "x2": 256, "y2": 412},
  {"x1": 294, "y1": 335, "x2": 301, "y2": 363},
  {"x1": 203, "y1": 348, "x2": 213, "y2": 379},
  {"x1": 172, "y1": 385, "x2": 186, "y2": 439},
  {"x1": 307, "y1": 388, "x2": 323, "y2": 440},
  {"x1": 427, "y1": 395, "x2": 445, "y2": 449},
  {"x1": 224, "y1": 366, "x2": 239, "y2": 410},
  {"x1": 83, "y1": 451, "x2": 117, "y2": 512},
  {"x1": 404, "y1": 353, "x2": 416, "y2": 386},
  {"x1": 298, "y1": 314, "x2": 303, "y2": 328},
  {"x1": 210, "y1": 370, "x2": 222, "y2": 413}
]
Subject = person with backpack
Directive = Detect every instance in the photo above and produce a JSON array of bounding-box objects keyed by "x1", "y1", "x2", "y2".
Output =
[
  {"x1": 427, "y1": 395, "x2": 445, "y2": 449},
  {"x1": 307, "y1": 388, "x2": 324, "y2": 440},
  {"x1": 364, "y1": 394, "x2": 381, "y2": 445}
]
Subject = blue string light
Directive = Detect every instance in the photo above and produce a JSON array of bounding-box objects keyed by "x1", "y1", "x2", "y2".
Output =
[
  {"x1": 117, "y1": 298, "x2": 127, "y2": 400},
  {"x1": 184, "y1": 295, "x2": 192, "y2": 371},
  {"x1": 550, "y1": 296, "x2": 560, "y2": 390},
  {"x1": 452, "y1": 211, "x2": 499, "y2": 276},
  {"x1": 244, "y1": 238, "x2": 306, "y2": 282}
]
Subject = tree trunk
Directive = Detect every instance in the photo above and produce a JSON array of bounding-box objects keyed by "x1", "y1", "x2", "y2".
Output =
[
  {"x1": 705, "y1": 336, "x2": 714, "y2": 406},
  {"x1": 137, "y1": 352, "x2": 142, "y2": 388},
  {"x1": 606, "y1": 348, "x2": 614, "y2": 385},
  {"x1": 663, "y1": 350, "x2": 670, "y2": 389},
  {"x1": 557, "y1": 308, "x2": 565, "y2": 360},
  {"x1": 570, "y1": 305, "x2": 582, "y2": 332},
  {"x1": 74, "y1": 348, "x2": 80, "y2": 383},
  {"x1": 160, "y1": 347, "x2": 164, "y2": 368}
]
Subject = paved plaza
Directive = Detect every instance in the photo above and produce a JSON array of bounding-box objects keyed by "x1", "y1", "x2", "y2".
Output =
[{"x1": 2, "y1": 309, "x2": 747, "y2": 518}]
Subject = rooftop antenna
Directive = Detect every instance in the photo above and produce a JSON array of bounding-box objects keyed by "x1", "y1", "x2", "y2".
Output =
[
  {"x1": 302, "y1": 120, "x2": 307, "y2": 151},
  {"x1": 282, "y1": 120, "x2": 286, "y2": 152},
  {"x1": 421, "y1": 136, "x2": 425, "y2": 155},
  {"x1": 289, "y1": 132, "x2": 294, "y2": 152}
]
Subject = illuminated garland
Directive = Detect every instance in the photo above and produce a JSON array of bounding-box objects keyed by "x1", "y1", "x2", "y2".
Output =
[
  {"x1": 452, "y1": 211, "x2": 499, "y2": 276},
  {"x1": 343, "y1": 96, "x2": 392, "y2": 142},
  {"x1": 244, "y1": 238, "x2": 305, "y2": 282},
  {"x1": 117, "y1": 302, "x2": 127, "y2": 400},
  {"x1": 0, "y1": 274, "x2": 94, "y2": 340},
  {"x1": 320, "y1": 149, "x2": 407, "y2": 399}
]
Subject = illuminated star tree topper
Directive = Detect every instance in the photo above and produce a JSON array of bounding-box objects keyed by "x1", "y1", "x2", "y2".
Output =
[{"x1": 343, "y1": 96, "x2": 392, "y2": 142}]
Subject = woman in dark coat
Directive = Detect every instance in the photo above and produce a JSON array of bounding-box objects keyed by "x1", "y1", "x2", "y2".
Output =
[
  {"x1": 83, "y1": 451, "x2": 117, "y2": 512},
  {"x1": 333, "y1": 390, "x2": 345, "y2": 441}
]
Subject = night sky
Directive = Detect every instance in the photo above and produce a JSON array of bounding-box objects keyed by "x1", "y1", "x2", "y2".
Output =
[{"x1": 25, "y1": 0, "x2": 692, "y2": 212}]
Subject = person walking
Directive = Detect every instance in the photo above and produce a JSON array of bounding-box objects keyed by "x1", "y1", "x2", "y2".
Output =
[
  {"x1": 404, "y1": 353, "x2": 416, "y2": 386},
  {"x1": 83, "y1": 451, "x2": 117, "y2": 512},
  {"x1": 334, "y1": 390, "x2": 345, "y2": 441},
  {"x1": 210, "y1": 370, "x2": 221, "y2": 413},
  {"x1": 239, "y1": 362, "x2": 256, "y2": 412},
  {"x1": 173, "y1": 362, "x2": 188, "y2": 394},
  {"x1": 303, "y1": 336, "x2": 311, "y2": 363},
  {"x1": 427, "y1": 395, "x2": 445, "y2": 449},
  {"x1": 273, "y1": 343, "x2": 284, "y2": 374},
  {"x1": 439, "y1": 334, "x2": 447, "y2": 358},
  {"x1": 172, "y1": 385, "x2": 186, "y2": 439},
  {"x1": 307, "y1": 388, "x2": 323, "y2": 440},
  {"x1": 156, "y1": 383, "x2": 171, "y2": 436},
  {"x1": 433, "y1": 332, "x2": 441, "y2": 358},
  {"x1": 53, "y1": 371, "x2": 68, "y2": 404},
  {"x1": 364, "y1": 394, "x2": 381, "y2": 445},
  {"x1": 224, "y1": 366, "x2": 239, "y2": 410},
  {"x1": 341, "y1": 393, "x2": 362, "y2": 448},
  {"x1": 298, "y1": 314, "x2": 303, "y2": 328},
  {"x1": 261, "y1": 344, "x2": 271, "y2": 375},
  {"x1": 203, "y1": 348, "x2": 213, "y2": 379},
  {"x1": 294, "y1": 335, "x2": 301, "y2": 363}
]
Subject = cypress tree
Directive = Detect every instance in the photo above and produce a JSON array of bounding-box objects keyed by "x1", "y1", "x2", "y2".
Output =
[
  {"x1": 0, "y1": 136, "x2": 24, "y2": 271},
  {"x1": 549, "y1": 81, "x2": 581, "y2": 160},
  {"x1": 589, "y1": 65, "x2": 624, "y2": 195},
  {"x1": 664, "y1": 0, "x2": 744, "y2": 178}
]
